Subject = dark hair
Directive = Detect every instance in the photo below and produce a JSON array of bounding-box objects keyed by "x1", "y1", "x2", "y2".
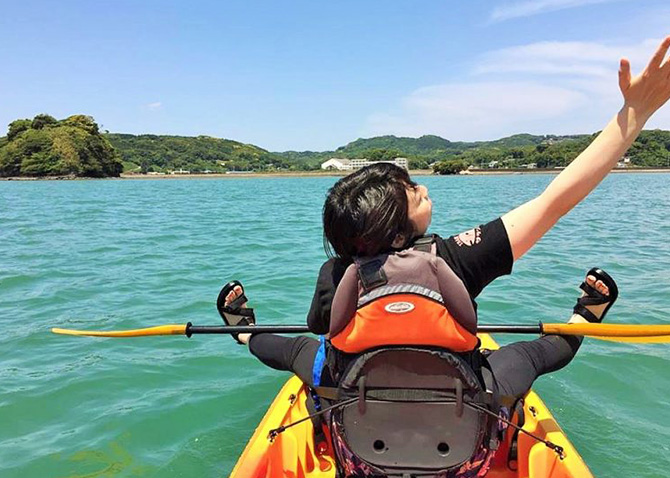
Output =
[{"x1": 323, "y1": 163, "x2": 417, "y2": 262}]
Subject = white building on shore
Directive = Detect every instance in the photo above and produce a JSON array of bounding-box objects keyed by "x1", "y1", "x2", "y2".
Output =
[
  {"x1": 321, "y1": 158, "x2": 352, "y2": 170},
  {"x1": 321, "y1": 157, "x2": 408, "y2": 171}
]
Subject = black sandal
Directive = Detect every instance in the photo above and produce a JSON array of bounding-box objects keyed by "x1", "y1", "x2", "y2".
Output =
[
  {"x1": 217, "y1": 280, "x2": 256, "y2": 344},
  {"x1": 573, "y1": 267, "x2": 619, "y2": 323}
]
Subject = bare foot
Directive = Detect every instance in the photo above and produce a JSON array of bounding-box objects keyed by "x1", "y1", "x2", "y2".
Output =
[
  {"x1": 568, "y1": 275, "x2": 610, "y2": 324},
  {"x1": 225, "y1": 285, "x2": 253, "y2": 345}
]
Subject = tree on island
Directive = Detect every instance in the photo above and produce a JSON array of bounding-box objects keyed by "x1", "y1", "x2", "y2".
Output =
[
  {"x1": 0, "y1": 114, "x2": 123, "y2": 178},
  {"x1": 433, "y1": 159, "x2": 468, "y2": 175}
]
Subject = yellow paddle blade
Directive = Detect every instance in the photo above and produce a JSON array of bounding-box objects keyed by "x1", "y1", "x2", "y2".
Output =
[
  {"x1": 587, "y1": 335, "x2": 670, "y2": 343},
  {"x1": 51, "y1": 324, "x2": 187, "y2": 337},
  {"x1": 542, "y1": 323, "x2": 670, "y2": 343}
]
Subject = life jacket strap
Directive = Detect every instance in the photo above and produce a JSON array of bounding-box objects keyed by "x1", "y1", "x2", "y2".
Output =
[
  {"x1": 411, "y1": 235, "x2": 435, "y2": 253},
  {"x1": 314, "y1": 386, "x2": 477, "y2": 403},
  {"x1": 356, "y1": 258, "x2": 388, "y2": 291},
  {"x1": 313, "y1": 386, "x2": 339, "y2": 400}
]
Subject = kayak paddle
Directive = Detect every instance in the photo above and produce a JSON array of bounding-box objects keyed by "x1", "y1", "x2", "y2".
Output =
[{"x1": 52, "y1": 322, "x2": 670, "y2": 343}]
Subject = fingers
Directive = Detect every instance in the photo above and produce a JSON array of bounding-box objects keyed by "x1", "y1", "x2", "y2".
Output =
[
  {"x1": 619, "y1": 58, "x2": 631, "y2": 92},
  {"x1": 648, "y1": 35, "x2": 670, "y2": 70},
  {"x1": 663, "y1": 58, "x2": 670, "y2": 79}
]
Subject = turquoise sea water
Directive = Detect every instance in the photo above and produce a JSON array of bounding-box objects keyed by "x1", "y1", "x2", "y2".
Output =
[{"x1": 1, "y1": 174, "x2": 670, "y2": 478}]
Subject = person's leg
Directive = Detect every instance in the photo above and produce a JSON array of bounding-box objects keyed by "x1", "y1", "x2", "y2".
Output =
[
  {"x1": 247, "y1": 334, "x2": 320, "y2": 387},
  {"x1": 486, "y1": 334, "x2": 582, "y2": 398},
  {"x1": 488, "y1": 271, "x2": 613, "y2": 399}
]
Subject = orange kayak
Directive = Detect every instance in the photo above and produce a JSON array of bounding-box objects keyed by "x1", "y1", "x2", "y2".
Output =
[{"x1": 230, "y1": 334, "x2": 593, "y2": 478}]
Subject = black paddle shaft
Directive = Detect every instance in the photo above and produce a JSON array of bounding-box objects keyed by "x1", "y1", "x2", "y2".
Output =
[{"x1": 185, "y1": 324, "x2": 544, "y2": 337}]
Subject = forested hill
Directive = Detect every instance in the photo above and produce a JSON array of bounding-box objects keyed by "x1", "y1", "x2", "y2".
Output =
[
  {"x1": 338, "y1": 135, "x2": 453, "y2": 155},
  {"x1": 105, "y1": 134, "x2": 288, "y2": 173},
  {"x1": 0, "y1": 114, "x2": 122, "y2": 178},
  {"x1": 277, "y1": 130, "x2": 670, "y2": 170},
  {"x1": 334, "y1": 133, "x2": 587, "y2": 154},
  {"x1": 276, "y1": 133, "x2": 591, "y2": 169},
  {"x1": 3, "y1": 117, "x2": 670, "y2": 175},
  {"x1": 107, "y1": 132, "x2": 580, "y2": 171}
]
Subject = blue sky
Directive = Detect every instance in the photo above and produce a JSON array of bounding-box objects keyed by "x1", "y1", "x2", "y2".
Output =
[{"x1": 1, "y1": 0, "x2": 669, "y2": 151}]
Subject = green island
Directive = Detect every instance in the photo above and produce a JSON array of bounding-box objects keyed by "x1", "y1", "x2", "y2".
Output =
[
  {"x1": 0, "y1": 114, "x2": 122, "y2": 178},
  {"x1": 2, "y1": 114, "x2": 670, "y2": 178}
]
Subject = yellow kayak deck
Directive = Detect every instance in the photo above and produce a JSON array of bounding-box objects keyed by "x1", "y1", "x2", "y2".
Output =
[{"x1": 230, "y1": 334, "x2": 592, "y2": 478}]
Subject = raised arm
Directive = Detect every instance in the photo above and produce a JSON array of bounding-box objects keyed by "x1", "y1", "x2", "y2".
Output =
[{"x1": 502, "y1": 36, "x2": 670, "y2": 261}]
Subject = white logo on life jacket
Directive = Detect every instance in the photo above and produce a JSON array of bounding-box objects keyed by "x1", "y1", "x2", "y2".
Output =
[{"x1": 384, "y1": 301, "x2": 415, "y2": 314}]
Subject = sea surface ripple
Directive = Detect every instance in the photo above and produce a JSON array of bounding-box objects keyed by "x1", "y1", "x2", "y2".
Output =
[{"x1": 1, "y1": 174, "x2": 669, "y2": 477}]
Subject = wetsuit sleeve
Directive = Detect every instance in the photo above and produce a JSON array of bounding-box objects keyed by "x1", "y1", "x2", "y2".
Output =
[
  {"x1": 306, "y1": 258, "x2": 347, "y2": 334},
  {"x1": 436, "y1": 217, "x2": 513, "y2": 299}
]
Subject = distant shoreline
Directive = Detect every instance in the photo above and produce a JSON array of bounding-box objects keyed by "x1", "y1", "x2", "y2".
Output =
[
  {"x1": 463, "y1": 167, "x2": 670, "y2": 175},
  {"x1": 2, "y1": 167, "x2": 670, "y2": 181}
]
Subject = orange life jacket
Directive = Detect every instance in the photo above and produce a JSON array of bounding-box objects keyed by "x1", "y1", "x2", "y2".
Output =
[{"x1": 329, "y1": 237, "x2": 479, "y2": 354}]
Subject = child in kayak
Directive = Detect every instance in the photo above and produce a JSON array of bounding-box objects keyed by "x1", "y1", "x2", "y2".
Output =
[{"x1": 220, "y1": 35, "x2": 670, "y2": 475}]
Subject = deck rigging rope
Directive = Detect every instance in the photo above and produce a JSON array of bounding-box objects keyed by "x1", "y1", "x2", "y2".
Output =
[{"x1": 268, "y1": 395, "x2": 566, "y2": 459}]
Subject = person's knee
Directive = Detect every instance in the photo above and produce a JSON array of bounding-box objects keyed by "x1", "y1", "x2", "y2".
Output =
[
  {"x1": 539, "y1": 335, "x2": 583, "y2": 369},
  {"x1": 287, "y1": 336, "x2": 314, "y2": 363}
]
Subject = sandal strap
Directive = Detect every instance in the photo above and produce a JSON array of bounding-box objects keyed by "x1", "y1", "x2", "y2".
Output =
[
  {"x1": 230, "y1": 315, "x2": 255, "y2": 344},
  {"x1": 221, "y1": 306, "x2": 255, "y2": 318},
  {"x1": 573, "y1": 303, "x2": 600, "y2": 323},
  {"x1": 579, "y1": 281, "x2": 608, "y2": 303},
  {"x1": 225, "y1": 313, "x2": 256, "y2": 344},
  {"x1": 573, "y1": 268, "x2": 617, "y2": 324},
  {"x1": 226, "y1": 292, "x2": 248, "y2": 311},
  {"x1": 576, "y1": 295, "x2": 607, "y2": 307},
  {"x1": 216, "y1": 280, "x2": 257, "y2": 344}
]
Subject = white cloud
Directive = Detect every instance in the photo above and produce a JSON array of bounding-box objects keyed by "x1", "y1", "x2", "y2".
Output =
[
  {"x1": 475, "y1": 39, "x2": 661, "y2": 78},
  {"x1": 490, "y1": 0, "x2": 625, "y2": 23},
  {"x1": 146, "y1": 102, "x2": 162, "y2": 110},
  {"x1": 362, "y1": 37, "x2": 670, "y2": 142},
  {"x1": 364, "y1": 83, "x2": 588, "y2": 141}
]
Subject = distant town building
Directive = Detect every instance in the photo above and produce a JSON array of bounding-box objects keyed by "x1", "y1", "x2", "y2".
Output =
[
  {"x1": 321, "y1": 158, "x2": 352, "y2": 170},
  {"x1": 321, "y1": 157, "x2": 408, "y2": 171},
  {"x1": 616, "y1": 155, "x2": 631, "y2": 168},
  {"x1": 170, "y1": 168, "x2": 190, "y2": 174}
]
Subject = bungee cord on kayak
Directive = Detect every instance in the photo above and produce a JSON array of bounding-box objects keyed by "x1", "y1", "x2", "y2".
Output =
[
  {"x1": 266, "y1": 391, "x2": 567, "y2": 460},
  {"x1": 267, "y1": 398, "x2": 358, "y2": 442},
  {"x1": 464, "y1": 402, "x2": 565, "y2": 460}
]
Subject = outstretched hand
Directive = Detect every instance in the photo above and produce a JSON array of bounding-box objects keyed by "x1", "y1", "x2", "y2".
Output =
[
  {"x1": 502, "y1": 35, "x2": 670, "y2": 262},
  {"x1": 619, "y1": 35, "x2": 670, "y2": 121}
]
